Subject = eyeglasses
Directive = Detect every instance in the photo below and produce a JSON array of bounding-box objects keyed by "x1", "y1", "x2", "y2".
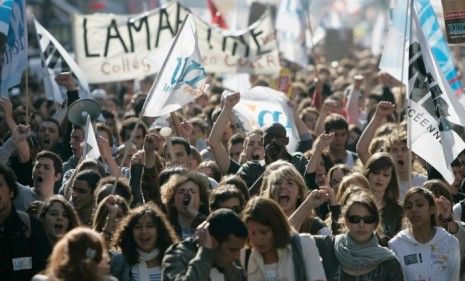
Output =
[{"x1": 347, "y1": 215, "x2": 377, "y2": 224}]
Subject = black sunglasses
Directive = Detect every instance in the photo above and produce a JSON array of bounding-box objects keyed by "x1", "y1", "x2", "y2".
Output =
[{"x1": 347, "y1": 215, "x2": 377, "y2": 224}]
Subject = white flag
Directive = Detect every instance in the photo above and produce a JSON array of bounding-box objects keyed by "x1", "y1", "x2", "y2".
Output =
[
  {"x1": 0, "y1": 0, "x2": 27, "y2": 96},
  {"x1": 276, "y1": 0, "x2": 308, "y2": 68},
  {"x1": 33, "y1": 18, "x2": 90, "y2": 101},
  {"x1": 379, "y1": 0, "x2": 409, "y2": 83},
  {"x1": 83, "y1": 115, "x2": 100, "y2": 160},
  {"x1": 228, "y1": 86, "x2": 299, "y2": 153},
  {"x1": 408, "y1": 5, "x2": 465, "y2": 184},
  {"x1": 141, "y1": 14, "x2": 207, "y2": 117}
]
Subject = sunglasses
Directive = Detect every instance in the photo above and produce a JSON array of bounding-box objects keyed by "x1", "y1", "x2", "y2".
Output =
[{"x1": 347, "y1": 215, "x2": 377, "y2": 224}]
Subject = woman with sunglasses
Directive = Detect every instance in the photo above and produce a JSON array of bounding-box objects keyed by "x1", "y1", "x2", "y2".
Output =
[
  {"x1": 389, "y1": 187, "x2": 460, "y2": 281},
  {"x1": 314, "y1": 191, "x2": 403, "y2": 280}
]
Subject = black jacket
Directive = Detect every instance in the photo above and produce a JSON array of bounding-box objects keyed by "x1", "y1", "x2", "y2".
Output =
[{"x1": 0, "y1": 205, "x2": 51, "y2": 281}]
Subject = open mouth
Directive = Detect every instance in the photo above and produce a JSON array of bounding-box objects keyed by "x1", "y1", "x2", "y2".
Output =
[
  {"x1": 42, "y1": 139, "x2": 51, "y2": 147},
  {"x1": 278, "y1": 194, "x2": 290, "y2": 205},
  {"x1": 54, "y1": 224, "x2": 65, "y2": 233},
  {"x1": 35, "y1": 176, "x2": 44, "y2": 184},
  {"x1": 183, "y1": 194, "x2": 191, "y2": 206},
  {"x1": 397, "y1": 160, "x2": 405, "y2": 167}
]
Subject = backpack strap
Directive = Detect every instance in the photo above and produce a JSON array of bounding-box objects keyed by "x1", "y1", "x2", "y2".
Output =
[
  {"x1": 17, "y1": 210, "x2": 31, "y2": 238},
  {"x1": 290, "y1": 234, "x2": 307, "y2": 281}
]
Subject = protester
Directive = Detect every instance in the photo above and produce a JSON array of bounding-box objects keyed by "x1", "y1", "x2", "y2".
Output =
[
  {"x1": 32, "y1": 227, "x2": 116, "y2": 281},
  {"x1": 0, "y1": 164, "x2": 51, "y2": 281},
  {"x1": 111, "y1": 203, "x2": 178, "y2": 281},
  {"x1": 162, "y1": 208, "x2": 248, "y2": 281},
  {"x1": 15, "y1": 150, "x2": 63, "y2": 211},
  {"x1": 92, "y1": 195, "x2": 129, "y2": 247},
  {"x1": 209, "y1": 184, "x2": 246, "y2": 214},
  {"x1": 241, "y1": 197, "x2": 327, "y2": 281},
  {"x1": 70, "y1": 170, "x2": 101, "y2": 225},
  {"x1": 262, "y1": 164, "x2": 332, "y2": 234},
  {"x1": 39, "y1": 195, "x2": 81, "y2": 246},
  {"x1": 362, "y1": 152, "x2": 403, "y2": 238},
  {"x1": 389, "y1": 187, "x2": 460, "y2": 281},
  {"x1": 161, "y1": 172, "x2": 210, "y2": 239},
  {"x1": 314, "y1": 191, "x2": 403, "y2": 280}
]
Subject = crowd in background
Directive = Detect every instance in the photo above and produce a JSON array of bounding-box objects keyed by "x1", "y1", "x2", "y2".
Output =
[{"x1": 2, "y1": 44, "x2": 465, "y2": 281}]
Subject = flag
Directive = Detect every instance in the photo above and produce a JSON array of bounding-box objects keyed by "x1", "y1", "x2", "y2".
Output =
[
  {"x1": 207, "y1": 0, "x2": 228, "y2": 29},
  {"x1": 228, "y1": 86, "x2": 299, "y2": 153},
  {"x1": 0, "y1": 0, "x2": 27, "y2": 96},
  {"x1": 414, "y1": 0, "x2": 463, "y2": 98},
  {"x1": 33, "y1": 18, "x2": 90, "y2": 101},
  {"x1": 379, "y1": 0, "x2": 409, "y2": 83},
  {"x1": 275, "y1": 0, "x2": 308, "y2": 68},
  {"x1": 408, "y1": 3, "x2": 465, "y2": 184},
  {"x1": 140, "y1": 14, "x2": 207, "y2": 117},
  {"x1": 83, "y1": 115, "x2": 100, "y2": 160},
  {"x1": 380, "y1": 0, "x2": 463, "y2": 99}
]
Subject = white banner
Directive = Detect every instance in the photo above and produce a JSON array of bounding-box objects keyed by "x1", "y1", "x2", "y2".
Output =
[
  {"x1": 72, "y1": 2, "x2": 280, "y2": 83},
  {"x1": 229, "y1": 86, "x2": 299, "y2": 153},
  {"x1": 408, "y1": 4, "x2": 465, "y2": 184},
  {"x1": 276, "y1": 0, "x2": 308, "y2": 68}
]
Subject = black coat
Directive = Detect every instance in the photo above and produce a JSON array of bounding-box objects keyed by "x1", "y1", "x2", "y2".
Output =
[{"x1": 0, "y1": 205, "x2": 51, "y2": 281}]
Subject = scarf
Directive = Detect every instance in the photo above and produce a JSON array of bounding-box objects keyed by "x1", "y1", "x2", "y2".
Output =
[
  {"x1": 132, "y1": 248, "x2": 159, "y2": 281},
  {"x1": 334, "y1": 233, "x2": 396, "y2": 271}
]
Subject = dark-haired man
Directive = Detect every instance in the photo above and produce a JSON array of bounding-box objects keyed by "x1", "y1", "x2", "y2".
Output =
[
  {"x1": 162, "y1": 208, "x2": 248, "y2": 281},
  {"x1": 15, "y1": 151, "x2": 63, "y2": 211},
  {"x1": 0, "y1": 164, "x2": 51, "y2": 281}
]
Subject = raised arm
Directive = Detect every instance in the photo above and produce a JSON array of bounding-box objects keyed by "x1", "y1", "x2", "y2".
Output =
[
  {"x1": 141, "y1": 132, "x2": 164, "y2": 206},
  {"x1": 306, "y1": 133, "x2": 334, "y2": 174},
  {"x1": 344, "y1": 75, "x2": 364, "y2": 126},
  {"x1": 289, "y1": 188, "x2": 330, "y2": 231},
  {"x1": 356, "y1": 101, "x2": 395, "y2": 165},
  {"x1": 12, "y1": 124, "x2": 31, "y2": 163},
  {"x1": 207, "y1": 92, "x2": 240, "y2": 174},
  {"x1": 314, "y1": 98, "x2": 340, "y2": 136},
  {"x1": 290, "y1": 100, "x2": 313, "y2": 152}
]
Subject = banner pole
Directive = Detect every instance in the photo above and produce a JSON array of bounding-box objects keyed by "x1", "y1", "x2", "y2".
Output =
[{"x1": 405, "y1": 0, "x2": 413, "y2": 190}]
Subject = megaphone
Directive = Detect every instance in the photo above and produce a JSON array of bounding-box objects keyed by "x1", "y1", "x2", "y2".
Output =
[{"x1": 67, "y1": 99, "x2": 101, "y2": 127}]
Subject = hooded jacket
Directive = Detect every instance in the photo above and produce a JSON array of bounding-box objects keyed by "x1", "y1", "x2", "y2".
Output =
[{"x1": 388, "y1": 227, "x2": 460, "y2": 281}]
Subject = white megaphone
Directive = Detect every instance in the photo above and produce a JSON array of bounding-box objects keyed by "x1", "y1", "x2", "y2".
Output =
[{"x1": 67, "y1": 98, "x2": 101, "y2": 127}]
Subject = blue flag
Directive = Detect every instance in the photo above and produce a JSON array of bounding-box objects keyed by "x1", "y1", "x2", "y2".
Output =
[{"x1": 0, "y1": 0, "x2": 27, "y2": 96}]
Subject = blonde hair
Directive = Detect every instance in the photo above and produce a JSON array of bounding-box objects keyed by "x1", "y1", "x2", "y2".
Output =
[
  {"x1": 262, "y1": 165, "x2": 308, "y2": 211},
  {"x1": 336, "y1": 172, "x2": 370, "y2": 202}
]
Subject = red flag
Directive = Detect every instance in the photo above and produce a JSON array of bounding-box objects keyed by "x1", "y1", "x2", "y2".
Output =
[{"x1": 207, "y1": 0, "x2": 228, "y2": 29}]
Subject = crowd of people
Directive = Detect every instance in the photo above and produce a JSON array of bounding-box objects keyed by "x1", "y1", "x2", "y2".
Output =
[{"x1": 2, "y1": 44, "x2": 465, "y2": 281}]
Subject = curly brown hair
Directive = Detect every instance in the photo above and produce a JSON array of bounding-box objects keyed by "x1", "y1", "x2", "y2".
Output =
[
  {"x1": 161, "y1": 171, "x2": 210, "y2": 223},
  {"x1": 112, "y1": 203, "x2": 179, "y2": 265}
]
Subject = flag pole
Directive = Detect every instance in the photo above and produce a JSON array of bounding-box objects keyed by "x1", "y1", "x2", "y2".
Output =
[
  {"x1": 25, "y1": 66, "x2": 29, "y2": 126},
  {"x1": 111, "y1": 13, "x2": 191, "y2": 195},
  {"x1": 405, "y1": 0, "x2": 413, "y2": 190}
]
